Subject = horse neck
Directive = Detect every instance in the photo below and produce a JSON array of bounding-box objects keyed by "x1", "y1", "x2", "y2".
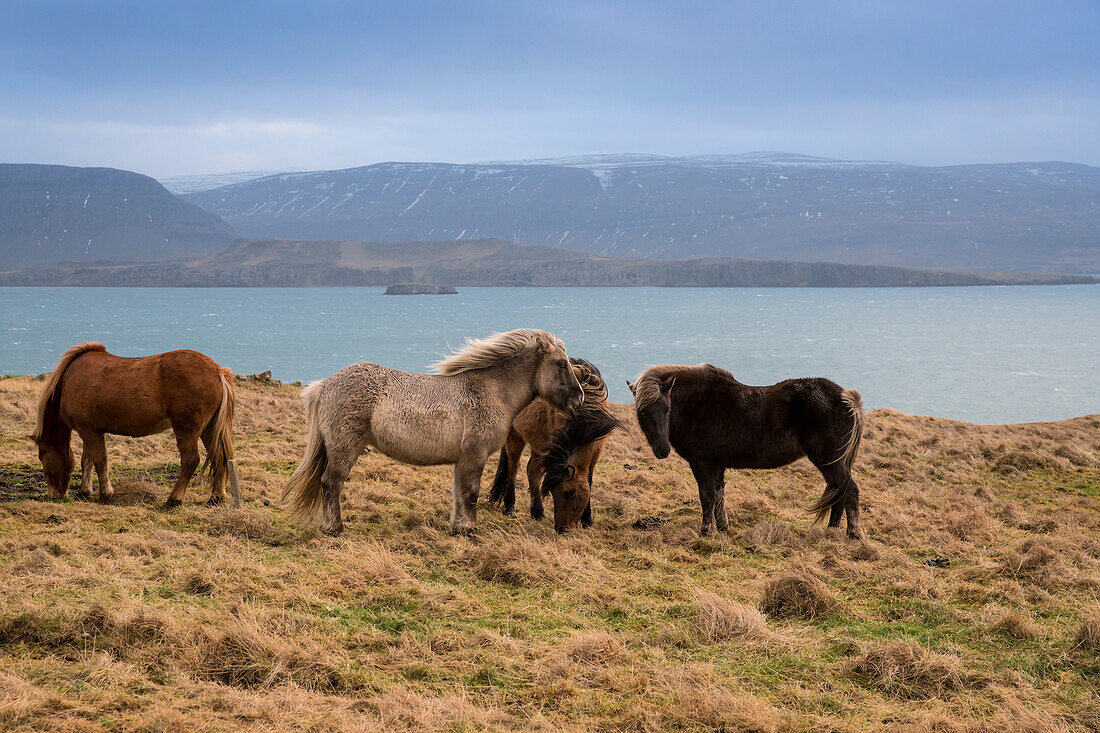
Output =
[{"x1": 476, "y1": 349, "x2": 542, "y2": 416}]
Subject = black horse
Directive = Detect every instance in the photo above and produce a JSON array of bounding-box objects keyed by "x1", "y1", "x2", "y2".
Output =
[{"x1": 628, "y1": 364, "x2": 866, "y2": 539}]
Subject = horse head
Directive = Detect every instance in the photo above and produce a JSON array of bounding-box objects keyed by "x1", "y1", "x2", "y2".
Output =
[
  {"x1": 540, "y1": 404, "x2": 619, "y2": 532},
  {"x1": 34, "y1": 431, "x2": 74, "y2": 498},
  {"x1": 630, "y1": 373, "x2": 675, "y2": 459},
  {"x1": 534, "y1": 341, "x2": 584, "y2": 412}
]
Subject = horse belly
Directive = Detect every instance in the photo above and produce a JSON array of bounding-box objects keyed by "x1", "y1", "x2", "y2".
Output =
[
  {"x1": 367, "y1": 409, "x2": 463, "y2": 466},
  {"x1": 60, "y1": 387, "x2": 171, "y2": 437},
  {"x1": 725, "y1": 435, "x2": 804, "y2": 469}
]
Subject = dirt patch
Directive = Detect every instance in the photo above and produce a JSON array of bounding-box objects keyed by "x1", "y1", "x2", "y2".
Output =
[{"x1": 0, "y1": 466, "x2": 50, "y2": 502}]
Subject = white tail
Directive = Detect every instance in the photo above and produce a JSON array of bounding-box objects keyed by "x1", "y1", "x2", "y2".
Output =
[{"x1": 280, "y1": 380, "x2": 328, "y2": 518}]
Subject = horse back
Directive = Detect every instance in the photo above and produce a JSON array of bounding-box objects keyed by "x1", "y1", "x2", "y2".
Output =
[
  {"x1": 58, "y1": 349, "x2": 226, "y2": 437},
  {"x1": 669, "y1": 373, "x2": 833, "y2": 469}
]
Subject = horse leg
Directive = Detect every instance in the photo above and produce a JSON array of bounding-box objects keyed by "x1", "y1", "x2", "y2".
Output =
[
  {"x1": 841, "y1": 474, "x2": 863, "y2": 540},
  {"x1": 526, "y1": 454, "x2": 546, "y2": 521},
  {"x1": 76, "y1": 433, "x2": 96, "y2": 500},
  {"x1": 580, "y1": 447, "x2": 600, "y2": 528},
  {"x1": 80, "y1": 431, "x2": 113, "y2": 503},
  {"x1": 451, "y1": 453, "x2": 488, "y2": 535},
  {"x1": 689, "y1": 461, "x2": 721, "y2": 536},
  {"x1": 317, "y1": 435, "x2": 367, "y2": 536},
  {"x1": 815, "y1": 462, "x2": 863, "y2": 540},
  {"x1": 165, "y1": 432, "x2": 201, "y2": 508},
  {"x1": 713, "y1": 470, "x2": 729, "y2": 532},
  {"x1": 502, "y1": 430, "x2": 524, "y2": 516}
]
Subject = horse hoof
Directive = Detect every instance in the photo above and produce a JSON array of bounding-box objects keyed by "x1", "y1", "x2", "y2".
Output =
[
  {"x1": 320, "y1": 526, "x2": 343, "y2": 537},
  {"x1": 530, "y1": 508, "x2": 545, "y2": 522},
  {"x1": 98, "y1": 494, "x2": 112, "y2": 505},
  {"x1": 206, "y1": 496, "x2": 225, "y2": 507},
  {"x1": 581, "y1": 519, "x2": 594, "y2": 529},
  {"x1": 164, "y1": 498, "x2": 182, "y2": 510},
  {"x1": 502, "y1": 507, "x2": 515, "y2": 517},
  {"x1": 450, "y1": 524, "x2": 476, "y2": 536},
  {"x1": 75, "y1": 492, "x2": 93, "y2": 502}
]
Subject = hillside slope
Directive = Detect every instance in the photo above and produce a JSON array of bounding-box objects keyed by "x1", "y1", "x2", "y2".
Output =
[
  {"x1": 0, "y1": 164, "x2": 237, "y2": 269},
  {"x1": 183, "y1": 154, "x2": 1100, "y2": 272},
  {"x1": 0, "y1": 376, "x2": 1098, "y2": 731},
  {"x1": 3, "y1": 238, "x2": 1096, "y2": 287}
]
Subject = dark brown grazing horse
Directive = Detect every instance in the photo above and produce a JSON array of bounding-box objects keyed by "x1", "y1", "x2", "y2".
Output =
[
  {"x1": 488, "y1": 358, "x2": 619, "y2": 532},
  {"x1": 629, "y1": 364, "x2": 865, "y2": 539},
  {"x1": 32, "y1": 342, "x2": 236, "y2": 507}
]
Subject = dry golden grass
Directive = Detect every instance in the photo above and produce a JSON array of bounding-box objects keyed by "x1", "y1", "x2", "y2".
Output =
[{"x1": 0, "y1": 375, "x2": 1098, "y2": 731}]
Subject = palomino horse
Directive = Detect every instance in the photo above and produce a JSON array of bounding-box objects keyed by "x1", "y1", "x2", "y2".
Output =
[
  {"x1": 281, "y1": 329, "x2": 584, "y2": 535},
  {"x1": 488, "y1": 358, "x2": 619, "y2": 531},
  {"x1": 32, "y1": 342, "x2": 236, "y2": 506},
  {"x1": 629, "y1": 364, "x2": 865, "y2": 538}
]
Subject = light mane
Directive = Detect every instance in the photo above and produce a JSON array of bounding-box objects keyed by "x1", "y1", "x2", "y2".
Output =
[
  {"x1": 432, "y1": 329, "x2": 563, "y2": 375},
  {"x1": 633, "y1": 363, "x2": 715, "y2": 409},
  {"x1": 33, "y1": 342, "x2": 106, "y2": 441}
]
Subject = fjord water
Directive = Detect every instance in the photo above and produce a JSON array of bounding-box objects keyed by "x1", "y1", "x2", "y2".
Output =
[{"x1": 2, "y1": 286, "x2": 1097, "y2": 424}]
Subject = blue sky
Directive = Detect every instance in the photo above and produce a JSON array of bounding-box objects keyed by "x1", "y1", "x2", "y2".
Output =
[{"x1": 2, "y1": 0, "x2": 1098, "y2": 176}]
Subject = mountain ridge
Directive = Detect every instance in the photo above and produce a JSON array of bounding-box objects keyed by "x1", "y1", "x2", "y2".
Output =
[
  {"x1": 181, "y1": 154, "x2": 1100, "y2": 273},
  {"x1": 0, "y1": 164, "x2": 237, "y2": 269}
]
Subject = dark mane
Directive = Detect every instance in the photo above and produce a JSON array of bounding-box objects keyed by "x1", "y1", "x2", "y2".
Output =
[
  {"x1": 633, "y1": 363, "x2": 730, "y2": 409},
  {"x1": 540, "y1": 364, "x2": 620, "y2": 496}
]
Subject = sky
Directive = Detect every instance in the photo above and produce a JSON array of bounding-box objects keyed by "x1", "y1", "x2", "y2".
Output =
[{"x1": 2, "y1": 0, "x2": 1099, "y2": 177}]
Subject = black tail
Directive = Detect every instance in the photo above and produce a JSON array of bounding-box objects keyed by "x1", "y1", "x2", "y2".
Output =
[{"x1": 488, "y1": 447, "x2": 512, "y2": 507}]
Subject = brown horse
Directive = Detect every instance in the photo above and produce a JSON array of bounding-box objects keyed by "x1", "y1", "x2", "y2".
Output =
[
  {"x1": 488, "y1": 358, "x2": 619, "y2": 531},
  {"x1": 32, "y1": 342, "x2": 236, "y2": 507},
  {"x1": 629, "y1": 364, "x2": 865, "y2": 538}
]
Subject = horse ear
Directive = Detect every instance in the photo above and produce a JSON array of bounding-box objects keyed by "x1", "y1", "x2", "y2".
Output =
[
  {"x1": 660, "y1": 377, "x2": 676, "y2": 395},
  {"x1": 566, "y1": 465, "x2": 576, "y2": 479},
  {"x1": 626, "y1": 380, "x2": 636, "y2": 395}
]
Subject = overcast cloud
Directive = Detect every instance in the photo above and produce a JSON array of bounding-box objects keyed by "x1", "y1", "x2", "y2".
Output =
[{"x1": 2, "y1": 0, "x2": 1098, "y2": 176}]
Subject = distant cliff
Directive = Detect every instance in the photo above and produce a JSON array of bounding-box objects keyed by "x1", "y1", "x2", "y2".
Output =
[
  {"x1": 181, "y1": 155, "x2": 1100, "y2": 273},
  {"x1": 2, "y1": 238, "x2": 1095, "y2": 288},
  {"x1": 0, "y1": 164, "x2": 236, "y2": 269}
]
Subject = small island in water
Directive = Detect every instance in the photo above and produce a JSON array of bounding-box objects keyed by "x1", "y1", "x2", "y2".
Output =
[{"x1": 384, "y1": 283, "x2": 458, "y2": 295}]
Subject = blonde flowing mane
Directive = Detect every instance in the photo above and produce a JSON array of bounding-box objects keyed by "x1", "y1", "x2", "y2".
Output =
[
  {"x1": 32, "y1": 342, "x2": 106, "y2": 441},
  {"x1": 432, "y1": 329, "x2": 563, "y2": 375},
  {"x1": 633, "y1": 364, "x2": 717, "y2": 409}
]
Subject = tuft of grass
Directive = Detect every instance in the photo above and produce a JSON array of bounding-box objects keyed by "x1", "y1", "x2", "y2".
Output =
[
  {"x1": 693, "y1": 588, "x2": 774, "y2": 643},
  {"x1": 984, "y1": 607, "x2": 1040, "y2": 640},
  {"x1": 759, "y1": 570, "x2": 837, "y2": 620},
  {"x1": 845, "y1": 640, "x2": 969, "y2": 699},
  {"x1": 192, "y1": 606, "x2": 354, "y2": 692},
  {"x1": 1074, "y1": 607, "x2": 1100, "y2": 655}
]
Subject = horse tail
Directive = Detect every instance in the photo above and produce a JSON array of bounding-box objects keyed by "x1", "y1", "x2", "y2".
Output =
[
  {"x1": 811, "y1": 387, "x2": 865, "y2": 524},
  {"x1": 280, "y1": 380, "x2": 328, "y2": 518},
  {"x1": 201, "y1": 367, "x2": 236, "y2": 494},
  {"x1": 33, "y1": 342, "x2": 106, "y2": 442},
  {"x1": 838, "y1": 388, "x2": 865, "y2": 472},
  {"x1": 488, "y1": 446, "x2": 511, "y2": 507}
]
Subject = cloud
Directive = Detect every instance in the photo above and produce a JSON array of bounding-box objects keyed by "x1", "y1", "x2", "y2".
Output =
[{"x1": 0, "y1": 2, "x2": 1097, "y2": 174}]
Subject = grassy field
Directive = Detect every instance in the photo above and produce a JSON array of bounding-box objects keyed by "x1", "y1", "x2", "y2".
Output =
[{"x1": 0, "y1": 374, "x2": 1098, "y2": 732}]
